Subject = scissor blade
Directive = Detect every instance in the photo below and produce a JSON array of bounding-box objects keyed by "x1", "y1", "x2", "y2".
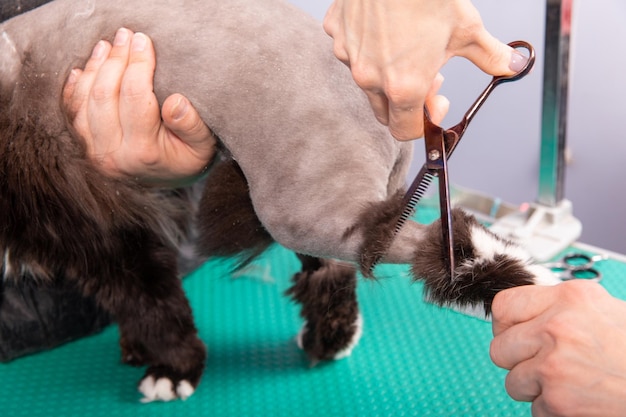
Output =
[
  {"x1": 437, "y1": 151, "x2": 455, "y2": 279},
  {"x1": 395, "y1": 167, "x2": 436, "y2": 234}
]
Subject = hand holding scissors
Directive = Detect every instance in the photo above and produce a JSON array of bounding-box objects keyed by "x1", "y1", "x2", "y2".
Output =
[{"x1": 391, "y1": 41, "x2": 536, "y2": 278}]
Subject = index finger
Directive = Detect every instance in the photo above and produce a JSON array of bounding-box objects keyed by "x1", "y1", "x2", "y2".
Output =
[
  {"x1": 118, "y1": 32, "x2": 160, "y2": 140},
  {"x1": 491, "y1": 284, "x2": 559, "y2": 336}
]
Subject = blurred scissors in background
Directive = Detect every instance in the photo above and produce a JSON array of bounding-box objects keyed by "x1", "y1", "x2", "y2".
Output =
[
  {"x1": 542, "y1": 253, "x2": 608, "y2": 282},
  {"x1": 382, "y1": 40, "x2": 536, "y2": 279}
]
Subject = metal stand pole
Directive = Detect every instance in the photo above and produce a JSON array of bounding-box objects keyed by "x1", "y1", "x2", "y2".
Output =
[
  {"x1": 538, "y1": 0, "x2": 571, "y2": 205},
  {"x1": 488, "y1": 0, "x2": 581, "y2": 261}
]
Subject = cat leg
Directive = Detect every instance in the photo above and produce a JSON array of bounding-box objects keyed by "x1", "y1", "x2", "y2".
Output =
[
  {"x1": 286, "y1": 254, "x2": 362, "y2": 363},
  {"x1": 86, "y1": 238, "x2": 206, "y2": 402}
]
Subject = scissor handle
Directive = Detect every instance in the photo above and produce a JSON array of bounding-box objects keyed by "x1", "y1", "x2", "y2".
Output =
[
  {"x1": 448, "y1": 40, "x2": 536, "y2": 140},
  {"x1": 562, "y1": 253, "x2": 595, "y2": 270},
  {"x1": 563, "y1": 268, "x2": 602, "y2": 282},
  {"x1": 492, "y1": 41, "x2": 536, "y2": 84}
]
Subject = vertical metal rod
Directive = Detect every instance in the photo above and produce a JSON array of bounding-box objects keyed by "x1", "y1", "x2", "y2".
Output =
[{"x1": 538, "y1": 0, "x2": 572, "y2": 206}]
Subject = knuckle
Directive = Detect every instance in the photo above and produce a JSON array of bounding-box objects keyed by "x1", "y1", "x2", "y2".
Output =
[
  {"x1": 536, "y1": 353, "x2": 564, "y2": 383},
  {"x1": 350, "y1": 64, "x2": 380, "y2": 91},
  {"x1": 488, "y1": 338, "x2": 505, "y2": 367},
  {"x1": 542, "y1": 313, "x2": 578, "y2": 342},
  {"x1": 560, "y1": 279, "x2": 603, "y2": 302},
  {"x1": 384, "y1": 79, "x2": 425, "y2": 110},
  {"x1": 332, "y1": 44, "x2": 349, "y2": 64},
  {"x1": 119, "y1": 80, "x2": 147, "y2": 101},
  {"x1": 89, "y1": 83, "x2": 115, "y2": 103},
  {"x1": 491, "y1": 289, "x2": 514, "y2": 319},
  {"x1": 540, "y1": 388, "x2": 576, "y2": 417},
  {"x1": 132, "y1": 144, "x2": 161, "y2": 167},
  {"x1": 388, "y1": 124, "x2": 419, "y2": 141},
  {"x1": 322, "y1": 15, "x2": 335, "y2": 36}
]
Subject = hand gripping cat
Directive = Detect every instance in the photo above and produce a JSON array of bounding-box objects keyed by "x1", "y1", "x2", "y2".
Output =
[{"x1": 0, "y1": 0, "x2": 557, "y2": 403}]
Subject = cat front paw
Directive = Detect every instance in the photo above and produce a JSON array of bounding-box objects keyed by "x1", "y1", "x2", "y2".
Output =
[{"x1": 138, "y1": 366, "x2": 200, "y2": 402}]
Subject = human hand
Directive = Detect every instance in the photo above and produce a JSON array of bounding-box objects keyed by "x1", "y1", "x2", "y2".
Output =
[
  {"x1": 63, "y1": 28, "x2": 216, "y2": 187},
  {"x1": 323, "y1": 0, "x2": 527, "y2": 140},
  {"x1": 491, "y1": 280, "x2": 626, "y2": 416}
]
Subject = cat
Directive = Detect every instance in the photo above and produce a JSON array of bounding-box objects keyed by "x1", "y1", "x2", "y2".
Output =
[{"x1": 0, "y1": 0, "x2": 557, "y2": 402}]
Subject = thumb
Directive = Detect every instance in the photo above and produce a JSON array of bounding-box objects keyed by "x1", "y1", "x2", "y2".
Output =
[
  {"x1": 461, "y1": 30, "x2": 529, "y2": 77},
  {"x1": 162, "y1": 93, "x2": 215, "y2": 148}
]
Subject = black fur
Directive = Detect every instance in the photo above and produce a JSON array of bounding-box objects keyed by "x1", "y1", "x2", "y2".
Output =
[
  {"x1": 286, "y1": 255, "x2": 360, "y2": 361},
  {"x1": 197, "y1": 158, "x2": 273, "y2": 267},
  {"x1": 346, "y1": 190, "x2": 405, "y2": 276},
  {"x1": 0, "y1": 79, "x2": 206, "y2": 395},
  {"x1": 412, "y1": 209, "x2": 537, "y2": 314}
]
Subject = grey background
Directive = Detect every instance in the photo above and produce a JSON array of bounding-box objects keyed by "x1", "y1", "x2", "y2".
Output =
[{"x1": 288, "y1": 0, "x2": 626, "y2": 254}]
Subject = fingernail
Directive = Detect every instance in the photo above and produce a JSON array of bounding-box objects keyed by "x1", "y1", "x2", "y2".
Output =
[
  {"x1": 132, "y1": 33, "x2": 147, "y2": 52},
  {"x1": 91, "y1": 40, "x2": 106, "y2": 58},
  {"x1": 171, "y1": 97, "x2": 189, "y2": 121},
  {"x1": 509, "y1": 51, "x2": 529, "y2": 72},
  {"x1": 114, "y1": 28, "x2": 130, "y2": 46}
]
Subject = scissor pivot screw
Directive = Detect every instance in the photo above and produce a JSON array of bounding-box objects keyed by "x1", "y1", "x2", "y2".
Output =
[{"x1": 428, "y1": 150, "x2": 441, "y2": 161}]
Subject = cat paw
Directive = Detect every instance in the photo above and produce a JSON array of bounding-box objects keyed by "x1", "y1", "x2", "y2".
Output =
[
  {"x1": 296, "y1": 313, "x2": 363, "y2": 361},
  {"x1": 138, "y1": 370, "x2": 196, "y2": 402}
]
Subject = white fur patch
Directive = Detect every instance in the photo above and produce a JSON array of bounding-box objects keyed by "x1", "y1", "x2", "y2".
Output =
[
  {"x1": 0, "y1": 31, "x2": 20, "y2": 84},
  {"x1": 2, "y1": 249, "x2": 11, "y2": 279},
  {"x1": 333, "y1": 313, "x2": 363, "y2": 360},
  {"x1": 470, "y1": 224, "x2": 530, "y2": 264},
  {"x1": 296, "y1": 313, "x2": 363, "y2": 360},
  {"x1": 139, "y1": 375, "x2": 194, "y2": 403},
  {"x1": 527, "y1": 264, "x2": 562, "y2": 286},
  {"x1": 176, "y1": 380, "x2": 195, "y2": 401}
]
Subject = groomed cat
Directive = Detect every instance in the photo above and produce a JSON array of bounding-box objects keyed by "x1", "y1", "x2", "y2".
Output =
[{"x1": 0, "y1": 0, "x2": 557, "y2": 402}]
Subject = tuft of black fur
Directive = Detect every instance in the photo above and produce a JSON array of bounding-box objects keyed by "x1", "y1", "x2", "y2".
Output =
[
  {"x1": 346, "y1": 190, "x2": 405, "y2": 277},
  {"x1": 286, "y1": 255, "x2": 359, "y2": 361},
  {"x1": 197, "y1": 158, "x2": 274, "y2": 268},
  {"x1": 412, "y1": 209, "x2": 536, "y2": 315}
]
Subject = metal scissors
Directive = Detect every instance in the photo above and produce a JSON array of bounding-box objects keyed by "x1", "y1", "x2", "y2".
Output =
[
  {"x1": 542, "y1": 253, "x2": 607, "y2": 282},
  {"x1": 385, "y1": 41, "x2": 536, "y2": 279}
]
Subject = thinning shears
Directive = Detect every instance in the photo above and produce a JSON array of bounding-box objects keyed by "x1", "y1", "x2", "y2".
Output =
[
  {"x1": 542, "y1": 253, "x2": 607, "y2": 282},
  {"x1": 390, "y1": 41, "x2": 536, "y2": 279}
]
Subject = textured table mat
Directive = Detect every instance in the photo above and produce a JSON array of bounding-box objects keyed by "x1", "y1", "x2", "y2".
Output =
[{"x1": 2, "y1": 208, "x2": 625, "y2": 417}]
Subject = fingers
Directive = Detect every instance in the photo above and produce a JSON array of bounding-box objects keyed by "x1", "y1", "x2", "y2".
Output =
[
  {"x1": 386, "y1": 86, "x2": 427, "y2": 141},
  {"x1": 360, "y1": 72, "x2": 447, "y2": 141},
  {"x1": 63, "y1": 40, "x2": 113, "y2": 143},
  {"x1": 322, "y1": 1, "x2": 349, "y2": 64},
  {"x1": 62, "y1": 68, "x2": 82, "y2": 117},
  {"x1": 459, "y1": 28, "x2": 528, "y2": 77},
  {"x1": 87, "y1": 28, "x2": 134, "y2": 140},
  {"x1": 489, "y1": 286, "x2": 556, "y2": 373},
  {"x1": 503, "y1": 357, "x2": 543, "y2": 402},
  {"x1": 424, "y1": 95, "x2": 449, "y2": 126},
  {"x1": 491, "y1": 285, "x2": 556, "y2": 336},
  {"x1": 423, "y1": 73, "x2": 449, "y2": 126},
  {"x1": 162, "y1": 94, "x2": 215, "y2": 151},
  {"x1": 118, "y1": 32, "x2": 161, "y2": 142},
  {"x1": 490, "y1": 318, "x2": 543, "y2": 370}
]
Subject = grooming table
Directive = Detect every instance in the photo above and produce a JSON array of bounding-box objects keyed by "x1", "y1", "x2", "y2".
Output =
[{"x1": 2, "y1": 206, "x2": 625, "y2": 417}]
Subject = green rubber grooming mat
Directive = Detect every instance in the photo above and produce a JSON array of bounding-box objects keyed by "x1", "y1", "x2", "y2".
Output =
[{"x1": 2, "y1": 208, "x2": 626, "y2": 417}]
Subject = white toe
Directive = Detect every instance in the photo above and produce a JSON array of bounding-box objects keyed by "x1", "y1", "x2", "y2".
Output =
[
  {"x1": 139, "y1": 376, "x2": 177, "y2": 403},
  {"x1": 176, "y1": 380, "x2": 195, "y2": 401}
]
